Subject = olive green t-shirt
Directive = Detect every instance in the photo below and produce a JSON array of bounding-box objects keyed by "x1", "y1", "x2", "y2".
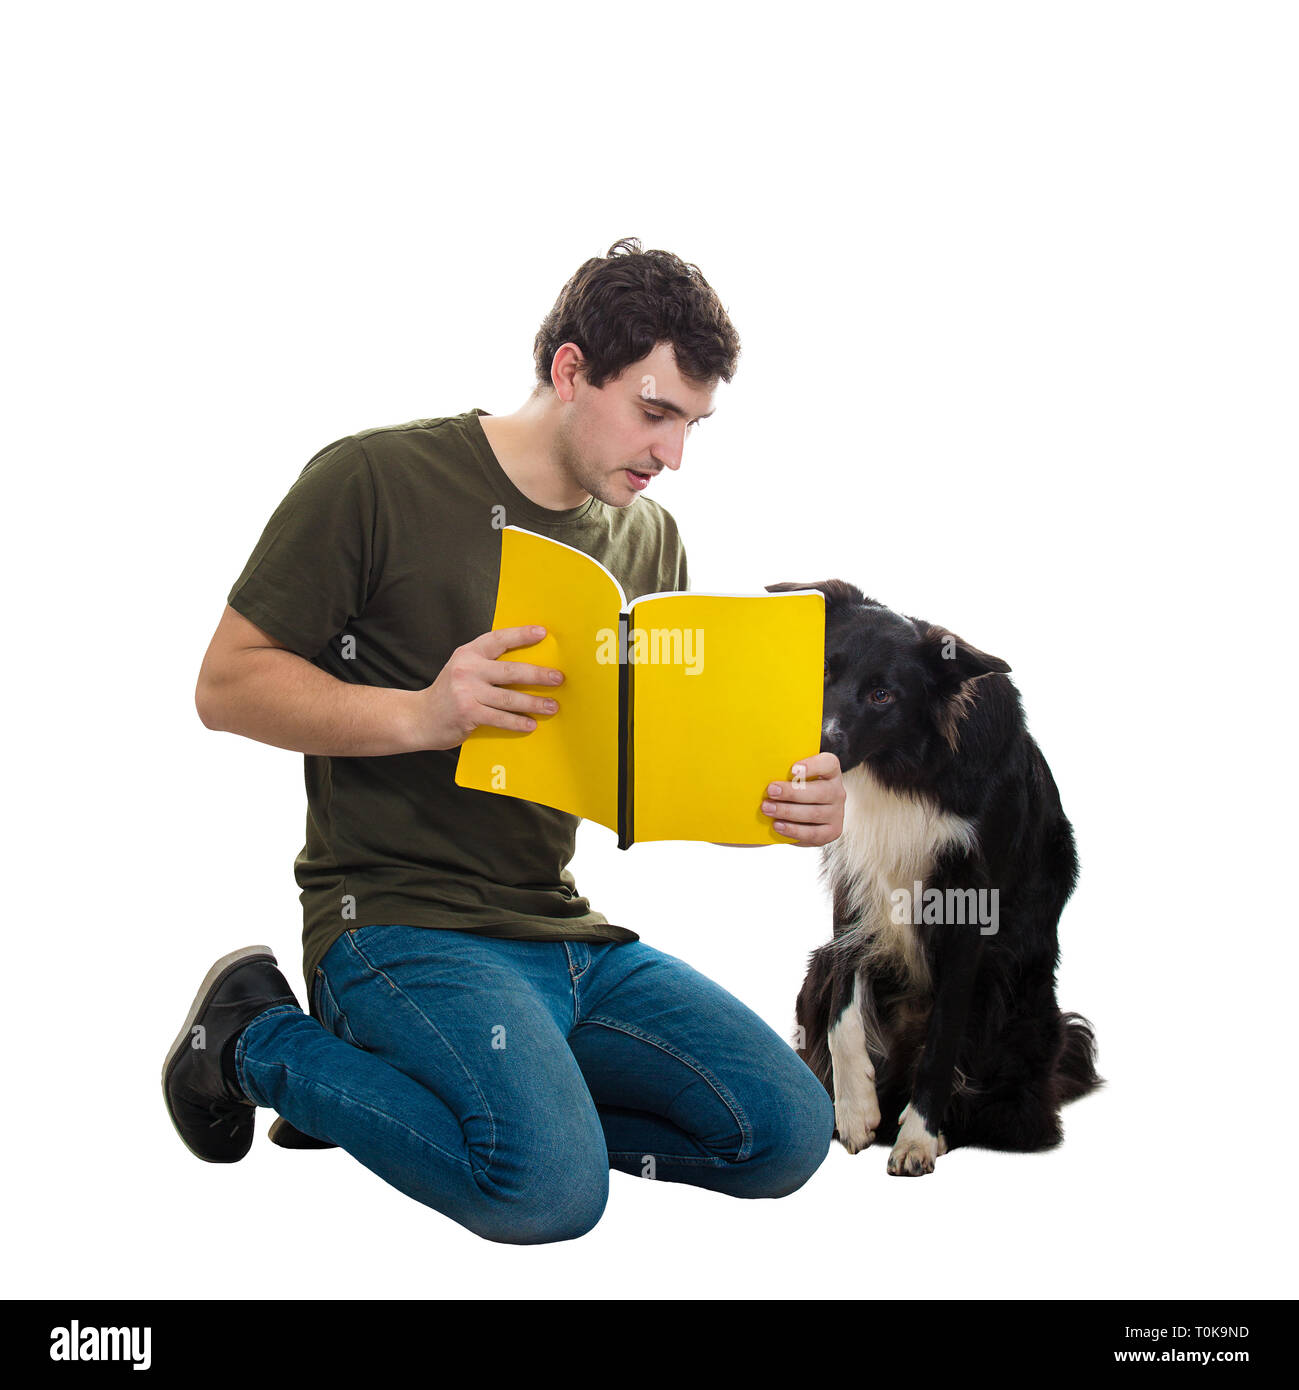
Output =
[{"x1": 226, "y1": 409, "x2": 689, "y2": 995}]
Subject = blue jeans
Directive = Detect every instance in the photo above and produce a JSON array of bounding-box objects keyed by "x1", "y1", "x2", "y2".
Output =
[{"x1": 234, "y1": 925, "x2": 833, "y2": 1244}]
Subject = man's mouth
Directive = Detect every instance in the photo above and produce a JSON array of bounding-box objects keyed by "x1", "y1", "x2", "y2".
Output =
[{"x1": 625, "y1": 468, "x2": 654, "y2": 492}]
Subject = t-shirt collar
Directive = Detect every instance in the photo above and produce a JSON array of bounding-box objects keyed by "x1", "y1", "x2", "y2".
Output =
[{"x1": 466, "y1": 408, "x2": 601, "y2": 527}]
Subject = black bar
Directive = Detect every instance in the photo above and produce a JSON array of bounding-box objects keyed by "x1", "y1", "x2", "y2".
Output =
[
  {"x1": 617, "y1": 609, "x2": 633, "y2": 850},
  {"x1": 9, "y1": 1298, "x2": 1287, "y2": 1372}
]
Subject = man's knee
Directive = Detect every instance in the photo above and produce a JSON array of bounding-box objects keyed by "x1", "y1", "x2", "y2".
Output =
[
  {"x1": 464, "y1": 1164, "x2": 610, "y2": 1244},
  {"x1": 749, "y1": 1062, "x2": 835, "y2": 1197}
]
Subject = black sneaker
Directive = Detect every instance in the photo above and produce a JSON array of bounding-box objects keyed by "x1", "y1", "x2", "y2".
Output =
[{"x1": 162, "y1": 945, "x2": 300, "y2": 1163}]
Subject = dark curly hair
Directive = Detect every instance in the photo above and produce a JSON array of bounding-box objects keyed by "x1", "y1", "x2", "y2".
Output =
[{"x1": 533, "y1": 238, "x2": 741, "y2": 391}]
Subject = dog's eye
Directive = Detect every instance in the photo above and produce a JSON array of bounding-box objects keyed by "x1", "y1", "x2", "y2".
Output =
[{"x1": 868, "y1": 688, "x2": 894, "y2": 705}]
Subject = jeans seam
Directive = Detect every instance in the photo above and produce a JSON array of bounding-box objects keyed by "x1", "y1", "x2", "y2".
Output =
[
  {"x1": 342, "y1": 926, "x2": 499, "y2": 1178},
  {"x1": 581, "y1": 1014, "x2": 755, "y2": 1162},
  {"x1": 606, "y1": 1150, "x2": 733, "y2": 1167},
  {"x1": 234, "y1": 1003, "x2": 304, "y2": 1100},
  {"x1": 565, "y1": 943, "x2": 598, "y2": 1027},
  {"x1": 563, "y1": 942, "x2": 592, "y2": 978},
  {"x1": 315, "y1": 965, "x2": 361, "y2": 1047},
  {"x1": 238, "y1": 1055, "x2": 475, "y2": 1174}
]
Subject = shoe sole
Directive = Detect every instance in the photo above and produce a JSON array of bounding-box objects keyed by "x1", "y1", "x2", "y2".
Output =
[
  {"x1": 267, "y1": 1115, "x2": 337, "y2": 1149},
  {"x1": 162, "y1": 944, "x2": 276, "y2": 1162}
]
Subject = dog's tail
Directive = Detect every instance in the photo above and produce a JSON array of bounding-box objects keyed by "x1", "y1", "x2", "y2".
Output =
[{"x1": 1055, "y1": 1011, "x2": 1104, "y2": 1103}]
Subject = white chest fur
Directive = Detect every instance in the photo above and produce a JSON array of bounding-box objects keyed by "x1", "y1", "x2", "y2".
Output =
[{"x1": 822, "y1": 764, "x2": 978, "y2": 988}]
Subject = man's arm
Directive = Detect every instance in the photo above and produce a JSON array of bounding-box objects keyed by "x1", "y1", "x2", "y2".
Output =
[{"x1": 195, "y1": 605, "x2": 564, "y2": 757}]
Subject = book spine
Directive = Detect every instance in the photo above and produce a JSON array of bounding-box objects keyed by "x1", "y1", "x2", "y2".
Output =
[{"x1": 617, "y1": 610, "x2": 634, "y2": 850}]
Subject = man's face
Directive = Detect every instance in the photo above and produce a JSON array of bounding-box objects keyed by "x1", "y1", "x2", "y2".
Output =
[{"x1": 556, "y1": 341, "x2": 717, "y2": 507}]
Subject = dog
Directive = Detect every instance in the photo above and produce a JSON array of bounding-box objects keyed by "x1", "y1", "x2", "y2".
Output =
[{"x1": 766, "y1": 579, "x2": 1101, "y2": 1175}]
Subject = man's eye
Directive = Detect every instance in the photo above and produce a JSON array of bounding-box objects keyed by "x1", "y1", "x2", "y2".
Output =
[{"x1": 642, "y1": 411, "x2": 664, "y2": 424}]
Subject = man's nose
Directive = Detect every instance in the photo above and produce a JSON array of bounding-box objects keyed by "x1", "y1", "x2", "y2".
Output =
[{"x1": 652, "y1": 423, "x2": 688, "y2": 471}]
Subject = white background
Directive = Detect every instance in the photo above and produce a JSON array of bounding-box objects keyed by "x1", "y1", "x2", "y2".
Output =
[{"x1": 4, "y1": 1, "x2": 1295, "y2": 1300}]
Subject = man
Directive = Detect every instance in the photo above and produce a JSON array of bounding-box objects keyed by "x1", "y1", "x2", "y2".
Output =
[{"x1": 164, "y1": 239, "x2": 845, "y2": 1243}]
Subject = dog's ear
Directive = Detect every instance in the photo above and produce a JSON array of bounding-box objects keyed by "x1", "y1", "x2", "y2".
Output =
[
  {"x1": 916, "y1": 622, "x2": 1012, "y2": 693},
  {"x1": 765, "y1": 579, "x2": 878, "y2": 612},
  {"x1": 914, "y1": 623, "x2": 1011, "y2": 750}
]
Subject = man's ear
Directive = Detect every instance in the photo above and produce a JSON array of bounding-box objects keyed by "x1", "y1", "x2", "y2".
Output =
[
  {"x1": 765, "y1": 579, "x2": 879, "y2": 612},
  {"x1": 916, "y1": 621, "x2": 1011, "y2": 694}
]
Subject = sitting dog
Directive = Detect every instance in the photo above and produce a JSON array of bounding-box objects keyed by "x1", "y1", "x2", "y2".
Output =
[{"x1": 767, "y1": 580, "x2": 1101, "y2": 1175}]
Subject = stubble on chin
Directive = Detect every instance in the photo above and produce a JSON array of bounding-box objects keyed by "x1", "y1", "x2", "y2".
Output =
[{"x1": 555, "y1": 417, "x2": 639, "y2": 509}]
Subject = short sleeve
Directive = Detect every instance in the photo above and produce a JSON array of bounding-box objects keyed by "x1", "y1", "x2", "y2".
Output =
[{"x1": 226, "y1": 437, "x2": 378, "y2": 660}]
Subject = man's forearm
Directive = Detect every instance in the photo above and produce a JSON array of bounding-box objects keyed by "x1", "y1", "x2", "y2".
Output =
[{"x1": 196, "y1": 647, "x2": 419, "y2": 757}]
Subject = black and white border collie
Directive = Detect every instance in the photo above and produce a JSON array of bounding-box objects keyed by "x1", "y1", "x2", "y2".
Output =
[{"x1": 767, "y1": 580, "x2": 1102, "y2": 1176}]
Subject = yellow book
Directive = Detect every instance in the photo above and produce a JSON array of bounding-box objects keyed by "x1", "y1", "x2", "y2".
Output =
[{"x1": 454, "y1": 526, "x2": 825, "y2": 848}]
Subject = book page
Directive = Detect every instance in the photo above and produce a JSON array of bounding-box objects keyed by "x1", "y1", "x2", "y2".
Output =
[
  {"x1": 454, "y1": 526, "x2": 624, "y2": 832},
  {"x1": 627, "y1": 590, "x2": 825, "y2": 844}
]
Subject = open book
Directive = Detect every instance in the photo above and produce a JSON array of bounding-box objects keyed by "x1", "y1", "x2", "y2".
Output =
[{"x1": 454, "y1": 526, "x2": 825, "y2": 847}]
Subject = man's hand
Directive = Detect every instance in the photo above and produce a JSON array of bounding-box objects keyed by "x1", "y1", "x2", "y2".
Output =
[
  {"x1": 759, "y1": 751, "x2": 845, "y2": 847},
  {"x1": 405, "y1": 625, "x2": 564, "y2": 751}
]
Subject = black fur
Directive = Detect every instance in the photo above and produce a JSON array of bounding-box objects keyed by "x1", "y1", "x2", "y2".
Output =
[{"x1": 768, "y1": 579, "x2": 1102, "y2": 1171}]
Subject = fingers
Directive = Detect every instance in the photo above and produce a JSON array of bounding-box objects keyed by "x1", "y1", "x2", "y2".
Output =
[
  {"x1": 763, "y1": 760, "x2": 841, "y2": 806},
  {"x1": 443, "y1": 630, "x2": 562, "y2": 734},
  {"x1": 478, "y1": 682, "x2": 559, "y2": 724},
  {"x1": 476, "y1": 624, "x2": 549, "y2": 657},
  {"x1": 472, "y1": 706, "x2": 544, "y2": 739},
  {"x1": 762, "y1": 805, "x2": 841, "y2": 847},
  {"x1": 762, "y1": 751, "x2": 844, "y2": 847},
  {"x1": 760, "y1": 795, "x2": 829, "y2": 822},
  {"x1": 791, "y1": 751, "x2": 841, "y2": 781},
  {"x1": 763, "y1": 811, "x2": 839, "y2": 848},
  {"x1": 486, "y1": 659, "x2": 564, "y2": 690},
  {"x1": 474, "y1": 705, "x2": 543, "y2": 734},
  {"x1": 474, "y1": 647, "x2": 562, "y2": 726},
  {"x1": 473, "y1": 627, "x2": 565, "y2": 690}
]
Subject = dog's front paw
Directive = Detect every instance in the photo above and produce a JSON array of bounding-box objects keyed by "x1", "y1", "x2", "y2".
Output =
[
  {"x1": 834, "y1": 1095, "x2": 881, "y2": 1154},
  {"x1": 887, "y1": 1135, "x2": 938, "y2": 1175},
  {"x1": 886, "y1": 1105, "x2": 941, "y2": 1176}
]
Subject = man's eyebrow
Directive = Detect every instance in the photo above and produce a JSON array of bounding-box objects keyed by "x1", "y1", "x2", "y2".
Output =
[{"x1": 639, "y1": 394, "x2": 715, "y2": 423}]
